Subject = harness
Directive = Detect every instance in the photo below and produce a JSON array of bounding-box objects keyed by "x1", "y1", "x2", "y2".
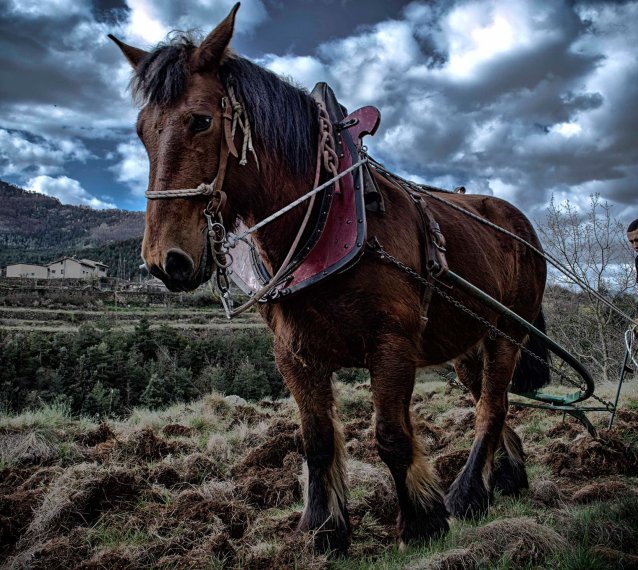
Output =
[
  {"x1": 145, "y1": 82, "x2": 449, "y2": 318},
  {"x1": 143, "y1": 81, "x2": 635, "y2": 435}
]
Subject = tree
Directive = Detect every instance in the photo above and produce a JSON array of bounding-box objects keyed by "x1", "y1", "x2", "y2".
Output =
[{"x1": 537, "y1": 194, "x2": 635, "y2": 384}]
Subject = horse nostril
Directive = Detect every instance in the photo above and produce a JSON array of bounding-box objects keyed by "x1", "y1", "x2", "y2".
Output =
[{"x1": 164, "y1": 249, "x2": 195, "y2": 283}]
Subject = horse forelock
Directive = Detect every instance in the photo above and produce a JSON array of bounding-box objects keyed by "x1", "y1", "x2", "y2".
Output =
[
  {"x1": 131, "y1": 32, "x2": 319, "y2": 179},
  {"x1": 131, "y1": 33, "x2": 197, "y2": 107}
]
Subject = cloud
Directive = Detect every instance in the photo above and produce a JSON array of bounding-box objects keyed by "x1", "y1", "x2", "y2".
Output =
[
  {"x1": 109, "y1": 139, "x2": 149, "y2": 196},
  {"x1": 4, "y1": 0, "x2": 89, "y2": 19},
  {"x1": 258, "y1": 0, "x2": 637, "y2": 219},
  {"x1": 1, "y1": 0, "x2": 636, "y2": 223},
  {"x1": 0, "y1": 129, "x2": 92, "y2": 178},
  {"x1": 123, "y1": 0, "x2": 268, "y2": 45},
  {"x1": 27, "y1": 175, "x2": 116, "y2": 209}
]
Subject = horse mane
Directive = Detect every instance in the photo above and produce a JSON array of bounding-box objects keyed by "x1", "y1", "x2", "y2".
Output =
[
  {"x1": 132, "y1": 33, "x2": 196, "y2": 108},
  {"x1": 220, "y1": 56, "x2": 318, "y2": 178},
  {"x1": 131, "y1": 33, "x2": 318, "y2": 178}
]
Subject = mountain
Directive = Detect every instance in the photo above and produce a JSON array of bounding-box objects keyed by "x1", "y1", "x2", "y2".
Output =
[{"x1": 0, "y1": 180, "x2": 145, "y2": 277}]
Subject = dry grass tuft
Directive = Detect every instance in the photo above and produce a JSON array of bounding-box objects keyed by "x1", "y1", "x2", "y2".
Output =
[
  {"x1": 460, "y1": 516, "x2": 567, "y2": 566},
  {"x1": 6, "y1": 527, "x2": 91, "y2": 570},
  {"x1": 25, "y1": 463, "x2": 143, "y2": 539},
  {"x1": 348, "y1": 459, "x2": 397, "y2": 524},
  {"x1": 530, "y1": 479, "x2": 564, "y2": 507},
  {"x1": 0, "y1": 432, "x2": 64, "y2": 467},
  {"x1": 408, "y1": 547, "x2": 479, "y2": 570}
]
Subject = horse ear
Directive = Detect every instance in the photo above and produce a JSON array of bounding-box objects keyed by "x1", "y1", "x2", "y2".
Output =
[
  {"x1": 196, "y1": 2, "x2": 240, "y2": 71},
  {"x1": 108, "y1": 34, "x2": 148, "y2": 69}
]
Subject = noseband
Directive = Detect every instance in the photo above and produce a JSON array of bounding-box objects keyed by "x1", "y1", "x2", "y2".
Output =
[{"x1": 144, "y1": 85, "x2": 255, "y2": 204}]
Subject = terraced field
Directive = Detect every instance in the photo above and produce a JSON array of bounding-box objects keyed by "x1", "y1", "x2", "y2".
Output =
[{"x1": 0, "y1": 305, "x2": 265, "y2": 332}]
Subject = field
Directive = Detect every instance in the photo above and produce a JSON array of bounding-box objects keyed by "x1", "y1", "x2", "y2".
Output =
[
  {"x1": 0, "y1": 305, "x2": 265, "y2": 332},
  {"x1": 1, "y1": 377, "x2": 637, "y2": 569},
  {"x1": 1, "y1": 282, "x2": 637, "y2": 568}
]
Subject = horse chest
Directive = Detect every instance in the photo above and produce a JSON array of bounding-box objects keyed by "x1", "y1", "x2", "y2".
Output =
[{"x1": 262, "y1": 300, "x2": 371, "y2": 367}]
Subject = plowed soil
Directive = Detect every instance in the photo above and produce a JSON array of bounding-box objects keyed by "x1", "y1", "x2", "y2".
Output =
[{"x1": 1, "y1": 382, "x2": 637, "y2": 569}]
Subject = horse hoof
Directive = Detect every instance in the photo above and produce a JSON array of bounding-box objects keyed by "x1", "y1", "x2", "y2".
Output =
[
  {"x1": 300, "y1": 515, "x2": 350, "y2": 556},
  {"x1": 445, "y1": 477, "x2": 490, "y2": 520},
  {"x1": 311, "y1": 527, "x2": 350, "y2": 556},
  {"x1": 493, "y1": 457, "x2": 529, "y2": 497},
  {"x1": 399, "y1": 494, "x2": 450, "y2": 544}
]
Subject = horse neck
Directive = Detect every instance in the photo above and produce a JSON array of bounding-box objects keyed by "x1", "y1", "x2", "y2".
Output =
[{"x1": 234, "y1": 153, "x2": 317, "y2": 272}]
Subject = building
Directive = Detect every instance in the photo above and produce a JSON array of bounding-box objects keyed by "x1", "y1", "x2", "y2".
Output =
[
  {"x1": 5, "y1": 258, "x2": 109, "y2": 279},
  {"x1": 5, "y1": 263, "x2": 48, "y2": 279},
  {"x1": 46, "y1": 257, "x2": 108, "y2": 279}
]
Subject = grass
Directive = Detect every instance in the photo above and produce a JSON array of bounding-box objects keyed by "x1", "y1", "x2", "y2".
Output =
[
  {"x1": 1, "y1": 376, "x2": 638, "y2": 569},
  {"x1": 0, "y1": 401, "x2": 92, "y2": 433},
  {"x1": 88, "y1": 518, "x2": 155, "y2": 548}
]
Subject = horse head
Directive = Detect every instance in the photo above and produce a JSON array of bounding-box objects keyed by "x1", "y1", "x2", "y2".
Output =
[{"x1": 110, "y1": 4, "x2": 255, "y2": 292}]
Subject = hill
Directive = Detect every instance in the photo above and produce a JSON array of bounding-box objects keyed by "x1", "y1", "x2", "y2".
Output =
[
  {"x1": 0, "y1": 181, "x2": 144, "y2": 276},
  {"x1": 0, "y1": 380, "x2": 637, "y2": 569}
]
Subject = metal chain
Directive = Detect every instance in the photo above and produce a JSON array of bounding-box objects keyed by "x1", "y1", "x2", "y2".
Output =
[
  {"x1": 370, "y1": 241, "x2": 615, "y2": 409},
  {"x1": 204, "y1": 203, "x2": 234, "y2": 316},
  {"x1": 435, "y1": 367, "x2": 469, "y2": 392},
  {"x1": 369, "y1": 158, "x2": 634, "y2": 326}
]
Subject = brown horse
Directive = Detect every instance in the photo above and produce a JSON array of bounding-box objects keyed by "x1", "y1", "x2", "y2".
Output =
[{"x1": 110, "y1": 4, "x2": 549, "y2": 553}]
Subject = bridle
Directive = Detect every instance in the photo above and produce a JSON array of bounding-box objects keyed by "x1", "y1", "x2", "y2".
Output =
[
  {"x1": 143, "y1": 83, "x2": 368, "y2": 318},
  {"x1": 144, "y1": 85, "x2": 249, "y2": 203}
]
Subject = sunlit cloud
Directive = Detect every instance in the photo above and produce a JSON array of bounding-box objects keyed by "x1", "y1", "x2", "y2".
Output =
[{"x1": 27, "y1": 175, "x2": 116, "y2": 209}]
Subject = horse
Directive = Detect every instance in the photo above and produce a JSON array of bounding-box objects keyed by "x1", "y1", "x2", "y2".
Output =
[{"x1": 110, "y1": 3, "x2": 549, "y2": 554}]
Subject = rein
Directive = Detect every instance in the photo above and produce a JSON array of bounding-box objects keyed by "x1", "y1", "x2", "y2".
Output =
[{"x1": 370, "y1": 158, "x2": 636, "y2": 326}]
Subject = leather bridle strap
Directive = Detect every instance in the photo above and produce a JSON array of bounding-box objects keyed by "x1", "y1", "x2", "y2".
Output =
[{"x1": 144, "y1": 93, "x2": 240, "y2": 202}]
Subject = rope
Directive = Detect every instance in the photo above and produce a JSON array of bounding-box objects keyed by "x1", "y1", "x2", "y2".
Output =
[
  {"x1": 370, "y1": 158, "x2": 635, "y2": 326},
  {"x1": 228, "y1": 85, "x2": 259, "y2": 170},
  {"x1": 145, "y1": 181, "x2": 217, "y2": 199},
  {"x1": 226, "y1": 158, "x2": 367, "y2": 246}
]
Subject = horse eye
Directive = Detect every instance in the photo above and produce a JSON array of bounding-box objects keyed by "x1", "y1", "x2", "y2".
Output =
[{"x1": 190, "y1": 115, "x2": 212, "y2": 133}]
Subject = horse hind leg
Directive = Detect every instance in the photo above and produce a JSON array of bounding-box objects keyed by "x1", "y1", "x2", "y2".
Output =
[
  {"x1": 454, "y1": 351, "x2": 528, "y2": 498},
  {"x1": 274, "y1": 341, "x2": 350, "y2": 554},
  {"x1": 493, "y1": 415, "x2": 528, "y2": 496},
  {"x1": 370, "y1": 338, "x2": 449, "y2": 545},
  {"x1": 446, "y1": 338, "x2": 521, "y2": 519}
]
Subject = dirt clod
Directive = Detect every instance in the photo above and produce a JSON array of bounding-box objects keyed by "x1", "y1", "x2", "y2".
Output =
[
  {"x1": 572, "y1": 480, "x2": 637, "y2": 504},
  {"x1": 544, "y1": 432, "x2": 638, "y2": 478},
  {"x1": 78, "y1": 422, "x2": 115, "y2": 447},
  {"x1": 434, "y1": 449, "x2": 469, "y2": 492}
]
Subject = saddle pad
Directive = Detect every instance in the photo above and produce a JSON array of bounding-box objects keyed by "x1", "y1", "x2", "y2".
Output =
[{"x1": 269, "y1": 83, "x2": 380, "y2": 298}]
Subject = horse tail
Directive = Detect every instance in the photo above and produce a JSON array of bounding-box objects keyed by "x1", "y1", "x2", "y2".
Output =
[{"x1": 510, "y1": 309, "x2": 551, "y2": 394}]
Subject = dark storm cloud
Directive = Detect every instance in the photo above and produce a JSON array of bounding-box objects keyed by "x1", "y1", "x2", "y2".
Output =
[
  {"x1": 242, "y1": 0, "x2": 414, "y2": 57},
  {"x1": 0, "y1": 0, "x2": 636, "y2": 218},
  {"x1": 260, "y1": 0, "x2": 636, "y2": 218}
]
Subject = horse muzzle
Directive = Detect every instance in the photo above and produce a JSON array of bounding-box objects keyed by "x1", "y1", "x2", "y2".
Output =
[{"x1": 147, "y1": 245, "x2": 213, "y2": 292}]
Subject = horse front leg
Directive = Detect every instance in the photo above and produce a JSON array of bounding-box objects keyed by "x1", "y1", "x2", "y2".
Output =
[
  {"x1": 274, "y1": 341, "x2": 350, "y2": 554},
  {"x1": 446, "y1": 338, "x2": 519, "y2": 518},
  {"x1": 369, "y1": 339, "x2": 449, "y2": 546}
]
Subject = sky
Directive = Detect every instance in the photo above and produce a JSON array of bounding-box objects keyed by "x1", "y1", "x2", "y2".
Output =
[{"x1": 0, "y1": 0, "x2": 636, "y2": 223}]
